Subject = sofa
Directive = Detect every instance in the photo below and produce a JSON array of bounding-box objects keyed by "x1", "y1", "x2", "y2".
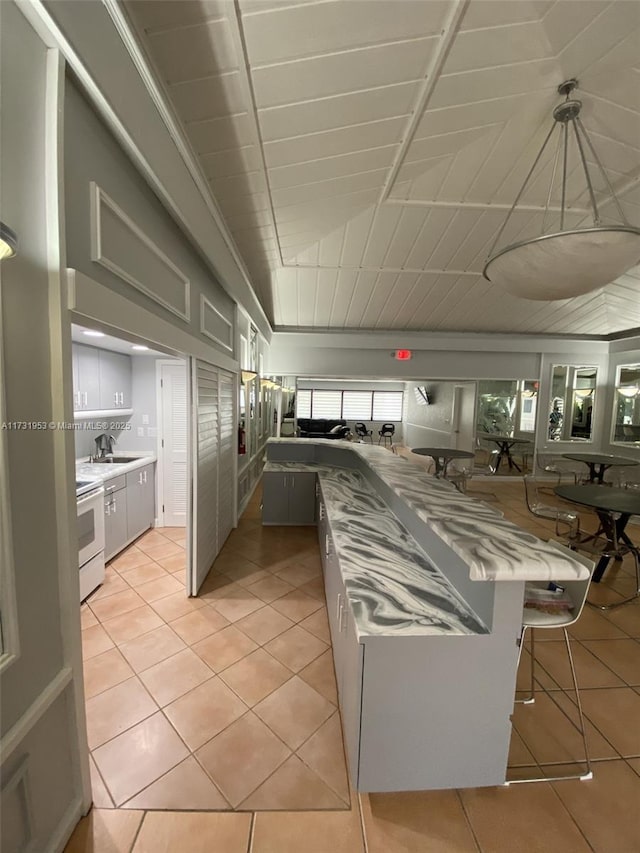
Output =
[{"x1": 297, "y1": 418, "x2": 349, "y2": 439}]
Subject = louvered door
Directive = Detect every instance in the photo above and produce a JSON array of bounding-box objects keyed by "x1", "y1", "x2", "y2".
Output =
[
  {"x1": 217, "y1": 368, "x2": 236, "y2": 550},
  {"x1": 192, "y1": 359, "x2": 220, "y2": 593}
]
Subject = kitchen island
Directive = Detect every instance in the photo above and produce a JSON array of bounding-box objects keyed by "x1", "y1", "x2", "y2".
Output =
[{"x1": 263, "y1": 438, "x2": 589, "y2": 792}]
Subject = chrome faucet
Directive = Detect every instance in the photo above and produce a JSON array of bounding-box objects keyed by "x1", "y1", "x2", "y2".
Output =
[{"x1": 95, "y1": 433, "x2": 116, "y2": 459}]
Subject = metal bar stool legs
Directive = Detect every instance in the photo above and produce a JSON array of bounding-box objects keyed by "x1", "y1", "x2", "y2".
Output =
[{"x1": 507, "y1": 626, "x2": 592, "y2": 785}]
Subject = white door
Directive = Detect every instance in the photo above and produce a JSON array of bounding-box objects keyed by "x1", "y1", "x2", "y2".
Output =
[
  {"x1": 453, "y1": 382, "x2": 477, "y2": 453},
  {"x1": 158, "y1": 360, "x2": 188, "y2": 527}
]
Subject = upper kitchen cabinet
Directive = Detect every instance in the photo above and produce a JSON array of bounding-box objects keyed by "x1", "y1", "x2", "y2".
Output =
[
  {"x1": 72, "y1": 343, "x2": 132, "y2": 414},
  {"x1": 99, "y1": 350, "x2": 132, "y2": 409}
]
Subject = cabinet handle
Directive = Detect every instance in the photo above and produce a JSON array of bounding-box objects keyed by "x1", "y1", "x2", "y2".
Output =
[
  {"x1": 114, "y1": 392, "x2": 118, "y2": 406},
  {"x1": 336, "y1": 592, "x2": 342, "y2": 623},
  {"x1": 83, "y1": 392, "x2": 88, "y2": 407},
  {"x1": 340, "y1": 600, "x2": 347, "y2": 633},
  {"x1": 139, "y1": 472, "x2": 143, "y2": 485},
  {"x1": 119, "y1": 392, "x2": 124, "y2": 405},
  {"x1": 291, "y1": 477, "x2": 295, "y2": 489},
  {"x1": 105, "y1": 503, "x2": 110, "y2": 517},
  {"x1": 143, "y1": 470, "x2": 147, "y2": 484},
  {"x1": 112, "y1": 498, "x2": 117, "y2": 514},
  {"x1": 325, "y1": 534, "x2": 331, "y2": 556}
]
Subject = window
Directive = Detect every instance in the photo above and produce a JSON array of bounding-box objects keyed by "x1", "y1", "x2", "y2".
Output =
[
  {"x1": 295, "y1": 388, "x2": 403, "y2": 421},
  {"x1": 297, "y1": 390, "x2": 311, "y2": 418},
  {"x1": 342, "y1": 391, "x2": 372, "y2": 420},
  {"x1": 373, "y1": 392, "x2": 403, "y2": 421}
]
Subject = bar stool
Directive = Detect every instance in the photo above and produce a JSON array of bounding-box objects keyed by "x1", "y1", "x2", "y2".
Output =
[
  {"x1": 506, "y1": 540, "x2": 595, "y2": 784},
  {"x1": 523, "y1": 475, "x2": 580, "y2": 540}
]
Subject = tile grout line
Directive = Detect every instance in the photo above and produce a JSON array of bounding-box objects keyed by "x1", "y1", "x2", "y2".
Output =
[{"x1": 454, "y1": 788, "x2": 483, "y2": 853}]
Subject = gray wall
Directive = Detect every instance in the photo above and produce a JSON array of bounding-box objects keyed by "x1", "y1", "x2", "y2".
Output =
[
  {"x1": 404, "y1": 381, "x2": 456, "y2": 447},
  {"x1": 64, "y1": 79, "x2": 236, "y2": 359},
  {"x1": 1, "y1": 4, "x2": 82, "y2": 849}
]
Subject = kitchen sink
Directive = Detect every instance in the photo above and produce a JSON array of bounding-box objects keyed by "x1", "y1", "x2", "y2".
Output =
[{"x1": 93, "y1": 456, "x2": 143, "y2": 464}]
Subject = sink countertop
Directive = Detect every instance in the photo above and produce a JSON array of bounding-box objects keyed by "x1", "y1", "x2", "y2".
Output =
[{"x1": 76, "y1": 451, "x2": 157, "y2": 482}]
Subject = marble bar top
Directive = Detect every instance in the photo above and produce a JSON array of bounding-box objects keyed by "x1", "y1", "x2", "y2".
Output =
[
  {"x1": 265, "y1": 439, "x2": 590, "y2": 583},
  {"x1": 266, "y1": 460, "x2": 487, "y2": 638}
]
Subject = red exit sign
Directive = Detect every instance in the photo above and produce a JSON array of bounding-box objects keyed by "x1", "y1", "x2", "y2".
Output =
[{"x1": 394, "y1": 349, "x2": 412, "y2": 361}]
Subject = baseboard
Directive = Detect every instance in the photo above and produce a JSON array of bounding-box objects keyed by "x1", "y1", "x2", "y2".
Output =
[{"x1": 48, "y1": 795, "x2": 84, "y2": 853}]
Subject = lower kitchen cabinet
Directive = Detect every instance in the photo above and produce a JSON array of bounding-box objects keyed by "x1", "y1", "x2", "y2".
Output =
[
  {"x1": 126, "y1": 463, "x2": 155, "y2": 541},
  {"x1": 262, "y1": 470, "x2": 316, "y2": 525},
  {"x1": 103, "y1": 463, "x2": 156, "y2": 561},
  {"x1": 104, "y1": 476, "x2": 127, "y2": 562}
]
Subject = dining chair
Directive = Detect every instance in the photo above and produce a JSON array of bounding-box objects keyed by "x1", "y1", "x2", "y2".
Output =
[
  {"x1": 354, "y1": 422, "x2": 373, "y2": 443},
  {"x1": 378, "y1": 423, "x2": 395, "y2": 446},
  {"x1": 535, "y1": 452, "x2": 580, "y2": 489},
  {"x1": 506, "y1": 540, "x2": 595, "y2": 784},
  {"x1": 523, "y1": 475, "x2": 580, "y2": 540}
]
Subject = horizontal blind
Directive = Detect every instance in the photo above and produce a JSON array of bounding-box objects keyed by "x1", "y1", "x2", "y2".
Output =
[
  {"x1": 342, "y1": 391, "x2": 373, "y2": 420},
  {"x1": 311, "y1": 390, "x2": 342, "y2": 418},
  {"x1": 372, "y1": 391, "x2": 403, "y2": 421},
  {"x1": 296, "y1": 390, "x2": 311, "y2": 418}
]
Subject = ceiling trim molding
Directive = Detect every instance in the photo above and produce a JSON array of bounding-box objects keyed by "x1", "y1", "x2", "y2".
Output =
[{"x1": 377, "y1": 0, "x2": 471, "y2": 206}]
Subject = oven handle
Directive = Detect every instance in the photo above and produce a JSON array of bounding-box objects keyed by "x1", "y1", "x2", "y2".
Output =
[{"x1": 77, "y1": 487, "x2": 105, "y2": 507}]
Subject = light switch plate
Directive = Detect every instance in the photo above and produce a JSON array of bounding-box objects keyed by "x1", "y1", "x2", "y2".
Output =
[
  {"x1": 147, "y1": 427, "x2": 157, "y2": 438},
  {"x1": 137, "y1": 427, "x2": 144, "y2": 437},
  {"x1": 142, "y1": 414, "x2": 149, "y2": 425}
]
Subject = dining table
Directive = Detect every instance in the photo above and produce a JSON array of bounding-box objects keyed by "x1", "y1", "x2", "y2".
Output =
[
  {"x1": 476, "y1": 433, "x2": 532, "y2": 473},
  {"x1": 554, "y1": 483, "x2": 640, "y2": 587},
  {"x1": 411, "y1": 447, "x2": 475, "y2": 479},
  {"x1": 561, "y1": 452, "x2": 639, "y2": 484}
]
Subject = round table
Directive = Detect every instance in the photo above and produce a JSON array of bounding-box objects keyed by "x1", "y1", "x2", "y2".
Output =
[
  {"x1": 562, "y1": 453, "x2": 639, "y2": 484},
  {"x1": 411, "y1": 447, "x2": 475, "y2": 478},
  {"x1": 477, "y1": 433, "x2": 532, "y2": 473},
  {"x1": 554, "y1": 484, "x2": 640, "y2": 583}
]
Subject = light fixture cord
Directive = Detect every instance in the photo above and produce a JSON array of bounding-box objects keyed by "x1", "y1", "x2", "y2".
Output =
[
  {"x1": 572, "y1": 118, "x2": 600, "y2": 225},
  {"x1": 486, "y1": 121, "x2": 558, "y2": 259},
  {"x1": 576, "y1": 116, "x2": 630, "y2": 226}
]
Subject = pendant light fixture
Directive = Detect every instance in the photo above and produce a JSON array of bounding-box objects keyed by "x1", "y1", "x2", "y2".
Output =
[{"x1": 483, "y1": 80, "x2": 640, "y2": 300}]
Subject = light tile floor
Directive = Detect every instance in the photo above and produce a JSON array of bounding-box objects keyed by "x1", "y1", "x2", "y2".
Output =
[{"x1": 69, "y1": 478, "x2": 640, "y2": 852}]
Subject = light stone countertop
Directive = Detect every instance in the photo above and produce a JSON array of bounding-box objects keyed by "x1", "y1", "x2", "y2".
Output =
[
  {"x1": 76, "y1": 451, "x2": 157, "y2": 482},
  {"x1": 265, "y1": 439, "x2": 591, "y2": 584}
]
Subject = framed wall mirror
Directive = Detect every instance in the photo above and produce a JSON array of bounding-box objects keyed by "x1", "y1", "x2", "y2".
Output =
[
  {"x1": 549, "y1": 365, "x2": 597, "y2": 442},
  {"x1": 476, "y1": 379, "x2": 538, "y2": 438},
  {"x1": 612, "y1": 364, "x2": 640, "y2": 444}
]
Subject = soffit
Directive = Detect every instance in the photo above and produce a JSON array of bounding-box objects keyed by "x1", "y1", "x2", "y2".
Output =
[{"x1": 124, "y1": 0, "x2": 640, "y2": 336}]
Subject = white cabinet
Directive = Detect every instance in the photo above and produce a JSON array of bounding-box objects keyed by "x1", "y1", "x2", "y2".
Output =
[
  {"x1": 262, "y1": 471, "x2": 316, "y2": 525},
  {"x1": 72, "y1": 343, "x2": 132, "y2": 413}
]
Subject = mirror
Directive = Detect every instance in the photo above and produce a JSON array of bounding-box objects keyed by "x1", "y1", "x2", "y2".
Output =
[
  {"x1": 476, "y1": 379, "x2": 538, "y2": 437},
  {"x1": 548, "y1": 365, "x2": 597, "y2": 442},
  {"x1": 612, "y1": 364, "x2": 640, "y2": 444}
]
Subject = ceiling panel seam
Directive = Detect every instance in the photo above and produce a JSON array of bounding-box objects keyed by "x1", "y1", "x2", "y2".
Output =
[
  {"x1": 229, "y1": 0, "x2": 283, "y2": 267},
  {"x1": 249, "y1": 33, "x2": 437, "y2": 71},
  {"x1": 378, "y1": 0, "x2": 472, "y2": 206}
]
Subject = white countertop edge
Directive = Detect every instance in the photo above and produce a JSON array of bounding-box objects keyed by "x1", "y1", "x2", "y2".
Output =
[{"x1": 76, "y1": 451, "x2": 157, "y2": 481}]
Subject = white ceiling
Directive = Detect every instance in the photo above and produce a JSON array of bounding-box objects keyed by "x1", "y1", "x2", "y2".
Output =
[{"x1": 124, "y1": 0, "x2": 640, "y2": 336}]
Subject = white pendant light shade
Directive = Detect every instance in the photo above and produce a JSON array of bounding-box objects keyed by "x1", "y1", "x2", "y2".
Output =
[
  {"x1": 484, "y1": 227, "x2": 640, "y2": 300},
  {"x1": 484, "y1": 80, "x2": 640, "y2": 301}
]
